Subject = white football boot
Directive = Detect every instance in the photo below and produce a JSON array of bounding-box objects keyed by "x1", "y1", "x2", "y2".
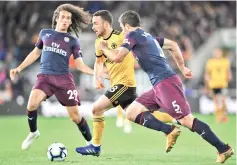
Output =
[{"x1": 21, "y1": 130, "x2": 40, "y2": 150}]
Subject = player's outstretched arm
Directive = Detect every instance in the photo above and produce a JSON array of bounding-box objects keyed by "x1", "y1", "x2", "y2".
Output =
[
  {"x1": 99, "y1": 41, "x2": 129, "y2": 63},
  {"x1": 162, "y1": 38, "x2": 193, "y2": 79},
  {"x1": 10, "y1": 47, "x2": 42, "y2": 81},
  {"x1": 74, "y1": 57, "x2": 94, "y2": 75}
]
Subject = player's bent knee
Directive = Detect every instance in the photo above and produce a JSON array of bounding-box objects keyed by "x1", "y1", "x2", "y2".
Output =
[
  {"x1": 92, "y1": 104, "x2": 104, "y2": 116},
  {"x1": 27, "y1": 102, "x2": 40, "y2": 111},
  {"x1": 178, "y1": 114, "x2": 195, "y2": 128},
  {"x1": 126, "y1": 107, "x2": 138, "y2": 122},
  {"x1": 27, "y1": 90, "x2": 46, "y2": 111}
]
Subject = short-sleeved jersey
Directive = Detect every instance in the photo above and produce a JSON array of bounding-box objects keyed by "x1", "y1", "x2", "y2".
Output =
[
  {"x1": 206, "y1": 58, "x2": 230, "y2": 88},
  {"x1": 121, "y1": 28, "x2": 176, "y2": 86},
  {"x1": 35, "y1": 29, "x2": 82, "y2": 75},
  {"x1": 95, "y1": 30, "x2": 136, "y2": 87}
]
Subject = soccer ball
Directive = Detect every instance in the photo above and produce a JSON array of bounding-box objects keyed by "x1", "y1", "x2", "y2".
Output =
[{"x1": 47, "y1": 142, "x2": 68, "y2": 161}]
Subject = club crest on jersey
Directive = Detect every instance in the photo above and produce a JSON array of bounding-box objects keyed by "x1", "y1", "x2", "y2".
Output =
[
  {"x1": 111, "y1": 43, "x2": 117, "y2": 49},
  {"x1": 64, "y1": 37, "x2": 70, "y2": 42}
]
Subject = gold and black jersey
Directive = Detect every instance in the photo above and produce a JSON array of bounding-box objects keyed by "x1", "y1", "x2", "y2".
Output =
[
  {"x1": 95, "y1": 30, "x2": 136, "y2": 87},
  {"x1": 206, "y1": 58, "x2": 230, "y2": 89}
]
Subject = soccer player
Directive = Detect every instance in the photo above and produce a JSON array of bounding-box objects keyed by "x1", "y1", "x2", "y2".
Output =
[
  {"x1": 95, "y1": 10, "x2": 234, "y2": 163},
  {"x1": 10, "y1": 4, "x2": 97, "y2": 150},
  {"x1": 205, "y1": 48, "x2": 232, "y2": 123},
  {"x1": 76, "y1": 10, "x2": 177, "y2": 156}
]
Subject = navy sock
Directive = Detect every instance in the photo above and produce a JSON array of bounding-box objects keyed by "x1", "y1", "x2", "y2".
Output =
[
  {"x1": 77, "y1": 117, "x2": 92, "y2": 142},
  {"x1": 135, "y1": 111, "x2": 173, "y2": 135},
  {"x1": 192, "y1": 118, "x2": 228, "y2": 153},
  {"x1": 27, "y1": 110, "x2": 38, "y2": 132}
]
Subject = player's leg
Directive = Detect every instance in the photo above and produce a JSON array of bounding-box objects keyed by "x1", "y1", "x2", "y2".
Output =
[
  {"x1": 216, "y1": 89, "x2": 228, "y2": 123},
  {"x1": 152, "y1": 111, "x2": 177, "y2": 124},
  {"x1": 124, "y1": 87, "x2": 181, "y2": 153},
  {"x1": 126, "y1": 101, "x2": 175, "y2": 134},
  {"x1": 22, "y1": 74, "x2": 53, "y2": 150},
  {"x1": 21, "y1": 89, "x2": 47, "y2": 150},
  {"x1": 91, "y1": 95, "x2": 112, "y2": 147},
  {"x1": 52, "y1": 73, "x2": 93, "y2": 145},
  {"x1": 161, "y1": 75, "x2": 233, "y2": 163},
  {"x1": 65, "y1": 106, "x2": 92, "y2": 144},
  {"x1": 76, "y1": 94, "x2": 112, "y2": 156},
  {"x1": 125, "y1": 100, "x2": 180, "y2": 153},
  {"x1": 123, "y1": 117, "x2": 132, "y2": 133},
  {"x1": 212, "y1": 89, "x2": 222, "y2": 123},
  {"x1": 76, "y1": 84, "x2": 132, "y2": 156},
  {"x1": 116, "y1": 105, "x2": 132, "y2": 133},
  {"x1": 178, "y1": 115, "x2": 233, "y2": 163},
  {"x1": 125, "y1": 88, "x2": 176, "y2": 133},
  {"x1": 220, "y1": 93, "x2": 228, "y2": 122},
  {"x1": 116, "y1": 105, "x2": 124, "y2": 128}
]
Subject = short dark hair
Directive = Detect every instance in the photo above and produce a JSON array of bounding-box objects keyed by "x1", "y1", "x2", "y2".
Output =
[
  {"x1": 52, "y1": 4, "x2": 91, "y2": 36},
  {"x1": 93, "y1": 10, "x2": 113, "y2": 24},
  {"x1": 119, "y1": 10, "x2": 141, "y2": 27}
]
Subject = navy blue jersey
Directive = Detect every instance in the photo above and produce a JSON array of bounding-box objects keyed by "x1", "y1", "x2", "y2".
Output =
[
  {"x1": 121, "y1": 28, "x2": 176, "y2": 86},
  {"x1": 35, "y1": 29, "x2": 82, "y2": 75}
]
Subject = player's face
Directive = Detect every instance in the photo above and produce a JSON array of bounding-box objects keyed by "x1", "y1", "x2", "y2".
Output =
[
  {"x1": 213, "y1": 49, "x2": 223, "y2": 58},
  {"x1": 92, "y1": 16, "x2": 106, "y2": 37},
  {"x1": 56, "y1": 10, "x2": 72, "y2": 31}
]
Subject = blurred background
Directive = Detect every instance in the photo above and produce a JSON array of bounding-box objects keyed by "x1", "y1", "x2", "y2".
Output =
[{"x1": 0, "y1": 1, "x2": 236, "y2": 117}]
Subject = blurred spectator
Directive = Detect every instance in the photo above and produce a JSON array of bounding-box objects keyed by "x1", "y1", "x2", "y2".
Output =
[{"x1": 0, "y1": 62, "x2": 13, "y2": 104}]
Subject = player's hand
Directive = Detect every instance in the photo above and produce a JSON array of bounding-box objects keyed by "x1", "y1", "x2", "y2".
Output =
[
  {"x1": 98, "y1": 40, "x2": 108, "y2": 50},
  {"x1": 181, "y1": 67, "x2": 193, "y2": 79},
  {"x1": 99, "y1": 73, "x2": 110, "y2": 80},
  {"x1": 94, "y1": 77, "x2": 105, "y2": 89},
  {"x1": 10, "y1": 68, "x2": 21, "y2": 81}
]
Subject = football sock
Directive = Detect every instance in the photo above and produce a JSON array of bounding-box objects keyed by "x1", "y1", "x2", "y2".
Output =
[
  {"x1": 77, "y1": 117, "x2": 92, "y2": 142},
  {"x1": 27, "y1": 110, "x2": 38, "y2": 132},
  {"x1": 221, "y1": 103, "x2": 228, "y2": 120},
  {"x1": 135, "y1": 111, "x2": 173, "y2": 135},
  {"x1": 214, "y1": 100, "x2": 222, "y2": 122},
  {"x1": 152, "y1": 111, "x2": 177, "y2": 123},
  {"x1": 191, "y1": 118, "x2": 228, "y2": 153},
  {"x1": 116, "y1": 105, "x2": 124, "y2": 119},
  {"x1": 92, "y1": 116, "x2": 105, "y2": 146}
]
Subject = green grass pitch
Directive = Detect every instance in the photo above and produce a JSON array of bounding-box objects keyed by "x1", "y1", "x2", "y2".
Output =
[{"x1": 0, "y1": 114, "x2": 235, "y2": 165}]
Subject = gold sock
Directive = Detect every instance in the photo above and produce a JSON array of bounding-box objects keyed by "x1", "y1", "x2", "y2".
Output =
[
  {"x1": 92, "y1": 116, "x2": 105, "y2": 146},
  {"x1": 214, "y1": 101, "x2": 222, "y2": 122},
  {"x1": 116, "y1": 105, "x2": 124, "y2": 119},
  {"x1": 215, "y1": 108, "x2": 222, "y2": 122},
  {"x1": 221, "y1": 103, "x2": 228, "y2": 120},
  {"x1": 152, "y1": 111, "x2": 176, "y2": 123}
]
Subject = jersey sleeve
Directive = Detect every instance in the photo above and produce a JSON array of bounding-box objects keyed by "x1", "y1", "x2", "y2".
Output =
[
  {"x1": 121, "y1": 32, "x2": 137, "y2": 51},
  {"x1": 35, "y1": 30, "x2": 43, "y2": 49},
  {"x1": 156, "y1": 37, "x2": 164, "y2": 48},
  {"x1": 95, "y1": 39, "x2": 103, "y2": 57},
  {"x1": 72, "y1": 39, "x2": 83, "y2": 59}
]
